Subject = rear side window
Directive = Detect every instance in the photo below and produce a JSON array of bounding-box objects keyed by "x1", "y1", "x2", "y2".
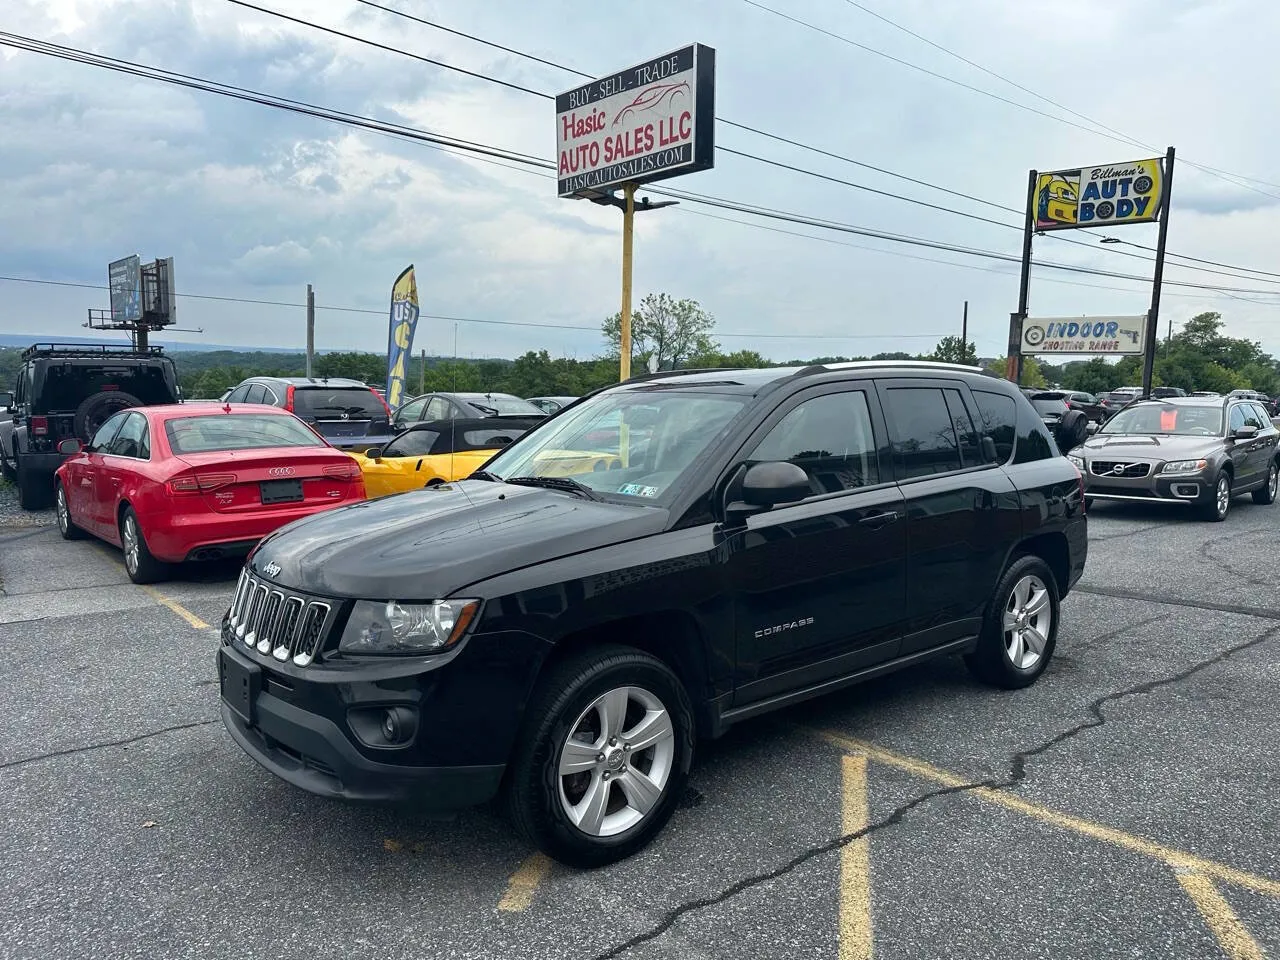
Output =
[
  {"x1": 971, "y1": 391, "x2": 1016, "y2": 464},
  {"x1": 943, "y1": 389, "x2": 983, "y2": 467},
  {"x1": 748, "y1": 390, "x2": 879, "y2": 493},
  {"x1": 881, "y1": 387, "x2": 962, "y2": 479},
  {"x1": 292, "y1": 388, "x2": 386, "y2": 420},
  {"x1": 245, "y1": 384, "x2": 267, "y2": 405},
  {"x1": 1013, "y1": 401, "x2": 1056, "y2": 463},
  {"x1": 165, "y1": 415, "x2": 325, "y2": 454}
]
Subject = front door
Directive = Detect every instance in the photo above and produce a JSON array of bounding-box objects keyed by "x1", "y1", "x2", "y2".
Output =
[
  {"x1": 1227, "y1": 402, "x2": 1264, "y2": 487},
  {"x1": 77, "y1": 413, "x2": 128, "y2": 535},
  {"x1": 727, "y1": 383, "x2": 908, "y2": 705},
  {"x1": 95, "y1": 412, "x2": 148, "y2": 543}
]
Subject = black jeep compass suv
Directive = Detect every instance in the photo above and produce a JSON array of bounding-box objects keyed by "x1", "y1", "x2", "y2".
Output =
[{"x1": 218, "y1": 361, "x2": 1087, "y2": 866}]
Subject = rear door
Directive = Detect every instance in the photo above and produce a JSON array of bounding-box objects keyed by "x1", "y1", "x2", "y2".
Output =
[
  {"x1": 876, "y1": 379, "x2": 1020, "y2": 652},
  {"x1": 728, "y1": 382, "x2": 908, "y2": 704},
  {"x1": 292, "y1": 387, "x2": 389, "y2": 440}
]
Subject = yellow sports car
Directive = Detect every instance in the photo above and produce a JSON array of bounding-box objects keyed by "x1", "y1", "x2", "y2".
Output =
[{"x1": 351, "y1": 417, "x2": 537, "y2": 498}]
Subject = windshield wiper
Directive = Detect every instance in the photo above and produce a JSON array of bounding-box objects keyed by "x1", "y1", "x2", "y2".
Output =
[
  {"x1": 504, "y1": 475, "x2": 603, "y2": 501},
  {"x1": 469, "y1": 470, "x2": 501, "y2": 482}
]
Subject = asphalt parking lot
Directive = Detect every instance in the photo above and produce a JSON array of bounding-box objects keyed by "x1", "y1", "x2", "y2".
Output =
[{"x1": 1, "y1": 499, "x2": 1278, "y2": 960}]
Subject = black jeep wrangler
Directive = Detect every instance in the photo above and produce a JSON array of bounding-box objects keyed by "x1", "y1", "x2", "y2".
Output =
[
  {"x1": 218, "y1": 361, "x2": 1088, "y2": 866},
  {"x1": 0, "y1": 343, "x2": 180, "y2": 509}
]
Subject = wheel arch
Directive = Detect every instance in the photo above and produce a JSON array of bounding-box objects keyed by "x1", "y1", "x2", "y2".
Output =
[
  {"x1": 536, "y1": 611, "x2": 715, "y2": 740},
  {"x1": 1011, "y1": 531, "x2": 1070, "y2": 598}
]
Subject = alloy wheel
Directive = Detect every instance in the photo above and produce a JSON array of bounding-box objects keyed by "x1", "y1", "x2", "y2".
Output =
[
  {"x1": 1217, "y1": 476, "x2": 1231, "y2": 518},
  {"x1": 1002, "y1": 574, "x2": 1052, "y2": 670},
  {"x1": 1269, "y1": 465, "x2": 1277, "y2": 501},
  {"x1": 557, "y1": 685, "x2": 675, "y2": 838},
  {"x1": 122, "y1": 516, "x2": 140, "y2": 574},
  {"x1": 56, "y1": 487, "x2": 69, "y2": 534}
]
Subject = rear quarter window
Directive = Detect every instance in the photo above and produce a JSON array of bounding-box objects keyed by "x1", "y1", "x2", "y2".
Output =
[
  {"x1": 1013, "y1": 399, "x2": 1057, "y2": 463},
  {"x1": 971, "y1": 390, "x2": 1017, "y2": 464}
]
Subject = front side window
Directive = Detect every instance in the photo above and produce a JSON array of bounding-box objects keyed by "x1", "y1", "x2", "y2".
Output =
[
  {"x1": 747, "y1": 391, "x2": 878, "y2": 494},
  {"x1": 382, "y1": 430, "x2": 441, "y2": 458},
  {"x1": 107, "y1": 413, "x2": 148, "y2": 458},
  {"x1": 396, "y1": 398, "x2": 428, "y2": 423},
  {"x1": 486, "y1": 390, "x2": 746, "y2": 501},
  {"x1": 882, "y1": 387, "x2": 963, "y2": 480},
  {"x1": 227, "y1": 384, "x2": 251, "y2": 403},
  {"x1": 90, "y1": 412, "x2": 127, "y2": 452}
]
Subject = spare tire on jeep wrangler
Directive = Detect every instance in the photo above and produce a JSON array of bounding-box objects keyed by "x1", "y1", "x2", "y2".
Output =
[
  {"x1": 74, "y1": 390, "x2": 143, "y2": 441},
  {"x1": 1055, "y1": 408, "x2": 1088, "y2": 451}
]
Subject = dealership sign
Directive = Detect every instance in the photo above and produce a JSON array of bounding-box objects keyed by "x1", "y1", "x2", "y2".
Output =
[
  {"x1": 556, "y1": 44, "x2": 715, "y2": 198},
  {"x1": 1035, "y1": 157, "x2": 1164, "y2": 231},
  {"x1": 1021, "y1": 315, "x2": 1148, "y2": 355}
]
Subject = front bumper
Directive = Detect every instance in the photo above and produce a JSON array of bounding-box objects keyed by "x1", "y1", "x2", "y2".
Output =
[
  {"x1": 1081, "y1": 466, "x2": 1213, "y2": 506},
  {"x1": 217, "y1": 644, "x2": 504, "y2": 807}
]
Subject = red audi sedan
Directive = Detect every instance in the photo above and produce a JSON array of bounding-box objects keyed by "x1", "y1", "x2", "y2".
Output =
[{"x1": 53, "y1": 404, "x2": 366, "y2": 583}]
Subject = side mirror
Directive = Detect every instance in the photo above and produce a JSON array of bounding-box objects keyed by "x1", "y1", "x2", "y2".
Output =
[
  {"x1": 58, "y1": 438, "x2": 83, "y2": 456},
  {"x1": 726, "y1": 461, "x2": 811, "y2": 524},
  {"x1": 1233, "y1": 425, "x2": 1259, "y2": 440},
  {"x1": 364, "y1": 447, "x2": 384, "y2": 460}
]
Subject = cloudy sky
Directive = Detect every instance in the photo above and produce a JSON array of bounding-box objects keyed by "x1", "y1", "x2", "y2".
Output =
[{"x1": 3, "y1": 0, "x2": 1279, "y2": 362}]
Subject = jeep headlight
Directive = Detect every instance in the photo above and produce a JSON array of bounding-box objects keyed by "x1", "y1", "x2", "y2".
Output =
[
  {"x1": 1161, "y1": 459, "x2": 1207, "y2": 475},
  {"x1": 339, "y1": 599, "x2": 480, "y2": 654},
  {"x1": 1067, "y1": 454, "x2": 1085, "y2": 469}
]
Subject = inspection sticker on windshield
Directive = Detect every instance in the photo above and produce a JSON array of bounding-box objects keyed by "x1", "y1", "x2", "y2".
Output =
[{"x1": 618, "y1": 483, "x2": 659, "y2": 497}]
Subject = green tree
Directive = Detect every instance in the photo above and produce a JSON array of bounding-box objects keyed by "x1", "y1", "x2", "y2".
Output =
[
  {"x1": 984, "y1": 356, "x2": 1046, "y2": 388},
  {"x1": 603, "y1": 293, "x2": 718, "y2": 369},
  {"x1": 931, "y1": 336, "x2": 978, "y2": 365},
  {"x1": 1060, "y1": 358, "x2": 1123, "y2": 395}
]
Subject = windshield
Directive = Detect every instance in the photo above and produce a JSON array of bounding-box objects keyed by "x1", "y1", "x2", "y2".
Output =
[
  {"x1": 459, "y1": 393, "x2": 544, "y2": 417},
  {"x1": 484, "y1": 390, "x2": 747, "y2": 500},
  {"x1": 1100, "y1": 404, "x2": 1223, "y2": 437},
  {"x1": 293, "y1": 387, "x2": 386, "y2": 419},
  {"x1": 165, "y1": 414, "x2": 325, "y2": 453}
]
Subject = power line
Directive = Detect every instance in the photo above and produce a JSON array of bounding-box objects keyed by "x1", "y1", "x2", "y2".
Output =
[
  {"x1": 9, "y1": 32, "x2": 1280, "y2": 304},
  {"x1": 346, "y1": 0, "x2": 1280, "y2": 285}
]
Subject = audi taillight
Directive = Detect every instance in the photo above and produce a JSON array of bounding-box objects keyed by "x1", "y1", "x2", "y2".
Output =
[
  {"x1": 168, "y1": 473, "x2": 236, "y2": 494},
  {"x1": 323, "y1": 461, "x2": 360, "y2": 480},
  {"x1": 285, "y1": 384, "x2": 296, "y2": 412},
  {"x1": 30, "y1": 416, "x2": 48, "y2": 436}
]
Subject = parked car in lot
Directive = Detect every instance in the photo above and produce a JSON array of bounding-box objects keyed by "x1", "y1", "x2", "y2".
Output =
[
  {"x1": 1067, "y1": 395, "x2": 1279, "y2": 521},
  {"x1": 1099, "y1": 386, "x2": 1144, "y2": 420},
  {"x1": 1023, "y1": 390, "x2": 1088, "y2": 449},
  {"x1": 1064, "y1": 391, "x2": 1106, "y2": 423},
  {"x1": 352, "y1": 416, "x2": 538, "y2": 498},
  {"x1": 527, "y1": 396, "x2": 579, "y2": 415},
  {"x1": 0, "y1": 343, "x2": 180, "y2": 509},
  {"x1": 219, "y1": 360, "x2": 1087, "y2": 866},
  {"x1": 1151, "y1": 387, "x2": 1187, "y2": 399},
  {"x1": 223, "y1": 377, "x2": 393, "y2": 451},
  {"x1": 54, "y1": 404, "x2": 365, "y2": 583},
  {"x1": 391, "y1": 391, "x2": 545, "y2": 429}
]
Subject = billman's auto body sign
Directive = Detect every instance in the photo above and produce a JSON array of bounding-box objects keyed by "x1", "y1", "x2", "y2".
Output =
[
  {"x1": 556, "y1": 44, "x2": 715, "y2": 198},
  {"x1": 1035, "y1": 157, "x2": 1165, "y2": 231}
]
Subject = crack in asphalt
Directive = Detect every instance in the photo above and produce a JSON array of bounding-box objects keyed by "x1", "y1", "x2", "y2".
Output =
[
  {"x1": 1089, "y1": 522, "x2": 1169, "y2": 542},
  {"x1": 1198, "y1": 529, "x2": 1271, "y2": 587},
  {"x1": 1071, "y1": 613, "x2": 1168, "y2": 653},
  {"x1": 1073, "y1": 584, "x2": 1280, "y2": 621},
  {"x1": 0, "y1": 718, "x2": 219, "y2": 772},
  {"x1": 593, "y1": 622, "x2": 1280, "y2": 959}
]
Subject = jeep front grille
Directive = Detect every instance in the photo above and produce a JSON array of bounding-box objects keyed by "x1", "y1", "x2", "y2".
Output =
[{"x1": 226, "y1": 570, "x2": 332, "y2": 667}]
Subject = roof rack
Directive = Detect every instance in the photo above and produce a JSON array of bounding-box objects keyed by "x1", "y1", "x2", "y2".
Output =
[
  {"x1": 623, "y1": 367, "x2": 740, "y2": 383},
  {"x1": 20, "y1": 342, "x2": 166, "y2": 361},
  {"x1": 792, "y1": 359, "x2": 993, "y2": 378}
]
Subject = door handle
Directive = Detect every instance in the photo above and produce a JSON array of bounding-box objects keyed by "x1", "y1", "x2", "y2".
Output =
[{"x1": 858, "y1": 510, "x2": 900, "y2": 528}]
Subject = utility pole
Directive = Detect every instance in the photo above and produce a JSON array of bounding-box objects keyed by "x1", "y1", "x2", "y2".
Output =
[
  {"x1": 419, "y1": 347, "x2": 426, "y2": 395},
  {"x1": 1007, "y1": 169, "x2": 1038, "y2": 385},
  {"x1": 1141, "y1": 146, "x2": 1176, "y2": 398},
  {"x1": 305, "y1": 283, "x2": 315, "y2": 378},
  {"x1": 961, "y1": 300, "x2": 969, "y2": 354}
]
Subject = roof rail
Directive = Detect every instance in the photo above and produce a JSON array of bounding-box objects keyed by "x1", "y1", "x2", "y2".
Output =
[
  {"x1": 20, "y1": 342, "x2": 166, "y2": 361},
  {"x1": 792, "y1": 359, "x2": 991, "y2": 378},
  {"x1": 623, "y1": 367, "x2": 740, "y2": 383}
]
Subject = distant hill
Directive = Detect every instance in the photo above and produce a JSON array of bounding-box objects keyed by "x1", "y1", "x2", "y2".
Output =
[{"x1": 0, "y1": 333, "x2": 302, "y2": 353}]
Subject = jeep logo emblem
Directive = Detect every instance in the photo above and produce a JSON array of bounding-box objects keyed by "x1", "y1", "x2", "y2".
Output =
[{"x1": 262, "y1": 561, "x2": 282, "y2": 578}]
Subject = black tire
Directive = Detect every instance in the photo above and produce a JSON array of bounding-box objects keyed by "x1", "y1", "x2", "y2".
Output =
[
  {"x1": 55, "y1": 480, "x2": 83, "y2": 540},
  {"x1": 1056, "y1": 409, "x2": 1088, "y2": 451},
  {"x1": 16, "y1": 461, "x2": 50, "y2": 510},
  {"x1": 119, "y1": 506, "x2": 167, "y2": 584},
  {"x1": 1252, "y1": 460, "x2": 1278, "y2": 505},
  {"x1": 1202, "y1": 473, "x2": 1231, "y2": 522},
  {"x1": 965, "y1": 554, "x2": 1060, "y2": 690},
  {"x1": 505, "y1": 645, "x2": 694, "y2": 868},
  {"x1": 0, "y1": 437, "x2": 14, "y2": 481},
  {"x1": 74, "y1": 390, "x2": 143, "y2": 442}
]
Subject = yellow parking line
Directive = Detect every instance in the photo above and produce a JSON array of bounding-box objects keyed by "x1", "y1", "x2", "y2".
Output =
[
  {"x1": 141, "y1": 586, "x2": 211, "y2": 630},
  {"x1": 497, "y1": 851, "x2": 552, "y2": 913},
  {"x1": 1176, "y1": 871, "x2": 1267, "y2": 960},
  {"x1": 817, "y1": 731, "x2": 1280, "y2": 900},
  {"x1": 839, "y1": 754, "x2": 874, "y2": 960}
]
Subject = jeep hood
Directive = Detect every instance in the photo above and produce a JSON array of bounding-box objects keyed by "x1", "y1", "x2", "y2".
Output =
[
  {"x1": 248, "y1": 480, "x2": 667, "y2": 599},
  {"x1": 1078, "y1": 434, "x2": 1223, "y2": 460}
]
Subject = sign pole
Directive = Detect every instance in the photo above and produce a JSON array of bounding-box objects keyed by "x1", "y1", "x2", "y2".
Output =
[
  {"x1": 305, "y1": 283, "x2": 315, "y2": 378},
  {"x1": 1007, "y1": 169, "x2": 1038, "y2": 384},
  {"x1": 1141, "y1": 146, "x2": 1176, "y2": 399},
  {"x1": 619, "y1": 182, "x2": 636, "y2": 382},
  {"x1": 961, "y1": 300, "x2": 968, "y2": 349}
]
